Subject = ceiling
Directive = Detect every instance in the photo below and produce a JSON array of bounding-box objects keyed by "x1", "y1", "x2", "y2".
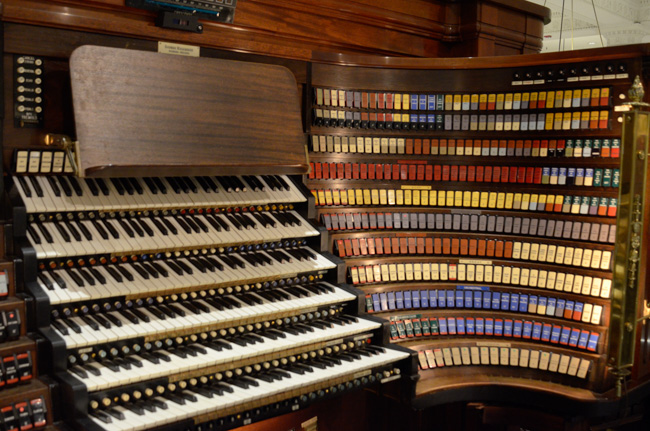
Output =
[{"x1": 527, "y1": 0, "x2": 650, "y2": 52}]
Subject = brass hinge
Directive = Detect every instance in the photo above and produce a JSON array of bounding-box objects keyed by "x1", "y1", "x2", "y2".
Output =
[{"x1": 45, "y1": 133, "x2": 79, "y2": 176}]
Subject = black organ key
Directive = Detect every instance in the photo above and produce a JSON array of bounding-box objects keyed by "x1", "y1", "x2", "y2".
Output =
[
  {"x1": 126, "y1": 219, "x2": 145, "y2": 237},
  {"x1": 194, "y1": 176, "x2": 210, "y2": 193},
  {"x1": 226, "y1": 214, "x2": 243, "y2": 230},
  {"x1": 91, "y1": 410, "x2": 113, "y2": 424},
  {"x1": 139, "y1": 352, "x2": 160, "y2": 365},
  {"x1": 261, "y1": 175, "x2": 279, "y2": 191},
  {"x1": 203, "y1": 176, "x2": 220, "y2": 192},
  {"x1": 193, "y1": 216, "x2": 209, "y2": 232},
  {"x1": 105, "y1": 314, "x2": 123, "y2": 327},
  {"x1": 76, "y1": 221, "x2": 93, "y2": 240},
  {"x1": 152, "y1": 177, "x2": 167, "y2": 194},
  {"x1": 230, "y1": 176, "x2": 246, "y2": 192},
  {"x1": 52, "y1": 320, "x2": 69, "y2": 335},
  {"x1": 105, "y1": 408, "x2": 126, "y2": 421},
  {"x1": 242, "y1": 213, "x2": 258, "y2": 228},
  {"x1": 92, "y1": 313, "x2": 112, "y2": 329},
  {"x1": 175, "y1": 260, "x2": 193, "y2": 275},
  {"x1": 91, "y1": 219, "x2": 109, "y2": 240},
  {"x1": 88, "y1": 267, "x2": 106, "y2": 284},
  {"x1": 150, "y1": 217, "x2": 168, "y2": 235},
  {"x1": 173, "y1": 177, "x2": 190, "y2": 193},
  {"x1": 216, "y1": 176, "x2": 234, "y2": 192},
  {"x1": 46, "y1": 176, "x2": 61, "y2": 196},
  {"x1": 84, "y1": 178, "x2": 99, "y2": 196},
  {"x1": 164, "y1": 260, "x2": 184, "y2": 276},
  {"x1": 65, "y1": 268, "x2": 85, "y2": 287},
  {"x1": 82, "y1": 364, "x2": 102, "y2": 376},
  {"x1": 94, "y1": 178, "x2": 110, "y2": 196},
  {"x1": 187, "y1": 258, "x2": 206, "y2": 273},
  {"x1": 183, "y1": 216, "x2": 202, "y2": 233},
  {"x1": 164, "y1": 177, "x2": 180, "y2": 194},
  {"x1": 267, "y1": 250, "x2": 288, "y2": 263},
  {"x1": 16, "y1": 176, "x2": 32, "y2": 197},
  {"x1": 147, "y1": 307, "x2": 166, "y2": 320},
  {"x1": 240, "y1": 254, "x2": 259, "y2": 267},
  {"x1": 182, "y1": 177, "x2": 198, "y2": 193},
  {"x1": 149, "y1": 398, "x2": 168, "y2": 410},
  {"x1": 67, "y1": 176, "x2": 84, "y2": 196},
  {"x1": 143, "y1": 177, "x2": 159, "y2": 194},
  {"x1": 101, "y1": 219, "x2": 120, "y2": 239},
  {"x1": 63, "y1": 318, "x2": 82, "y2": 334},
  {"x1": 54, "y1": 222, "x2": 71, "y2": 242},
  {"x1": 141, "y1": 262, "x2": 159, "y2": 278},
  {"x1": 130, "y1": 308, "x2": 150, "y2": 323},
  {"x1": 251, "y1": 212, "x2": 271, "y2": 228},
  {"x1": 114, "y1": 265, "x2": 134, "y2": 282},
  {"x1": 124, "y1": 356, "x2": 143, "y2": 368},
  {"x1": 166, "y1": 303, "x2": 186, "y2": 317},
  {"x1": 128, "y1": 178, "x2": 144, "y2": 195},
  {"x1": 160, "y1": 217, "x2": 177, "y2": 234},
  {"x1": 104, "y1": 266, "x2": 122, "y2": 283},
  {"x1": 36, "y1": 223, "x2": 54, "y2": 243},
  {"x1": 37, "y1": 273, "x2": 54, "y2": 290},
  {"x1": 120, "y1": 310, "x2": 139, "y2": 324},
  {"x1": 57, "y1": 176, "x2": 73, "y2": 197},
  {"x1": 157, "y1": 305, "x2": 176, "y2": 318},
  {"x1": 138, "y1": 218, "x2": 155, "y2": 236},
  {"x1": 274, "y1": 175, "x2": 290, "y2": 190},
  {"x1": 64, "y1": 220, "x2": 82, "y2": 241},
  {"x1": 196, "y1": 257, "x2": 215, "y2": 272},
  {"x1": 119, "y1": 178, "x2": 134, "y2": 195},
  {"x1": 110, "y1": 178, "x2": 125, "y2": 195},
  {"x1": 192, "y1": 301, "x2": 209, "y2": 313},
  {"x1": 174, "y1": 216, "x2": 192, "y2": 234},
  {"x1": 150, "y1": 261, "x2": 168, "y2": 277},
  {"x1": 29, "y1": 176, "x2": 44, "y2": 197},
  {"x1": 27, "y1": 225, "x2": 42, "y2": 244},
  {"x1": 212, "y1": 214, "x2": 231, "y2": 231},
  {"x1": 70, "y1": 366, "x2": 88, "y2": 379},
  {"x1": 131, "y1": 264, "x2": 150, "y2": 280},
  {"x1": 182, "y1": 302, "x2": 200, "y2": 314},
  {"x1": 203, "y1": 214, "x2": 222, "y2": 231},
  {"x1": 112, "y1": 357, "x2": 131, "y2": 370},
  {"x1": 124, "y1": 404, "x2": 145, "y2": 416},
  {"x1": 80, "y1": 315, "x2": 99, "y2": 331},
  {"x1": 50, "y1": 271, "x2": 67, "y2": 289},
  {"x1": 173, "y1": 177, "x2": 190, "y2": 194}
]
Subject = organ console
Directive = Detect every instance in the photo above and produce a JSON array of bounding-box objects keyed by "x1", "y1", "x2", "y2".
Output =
[
  {"x1": 1, "y1": 1, "x2": 650, "y2": 430},
  {"x1": 3, "y1": 45, "x2": 412, "y2": 431}
]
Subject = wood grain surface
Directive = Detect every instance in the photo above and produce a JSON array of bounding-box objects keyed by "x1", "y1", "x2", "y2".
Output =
[{"x1": 69, "y1": 45, "x2": 307, "y2": 177}]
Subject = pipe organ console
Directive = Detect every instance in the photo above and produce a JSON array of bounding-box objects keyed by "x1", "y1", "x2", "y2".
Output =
[
  {"x1": 1, "y1": 2, "x2": 650, "y2": 430},
  {"x1": 1, "y1": 45, "x2": 412, "y2": 431}
]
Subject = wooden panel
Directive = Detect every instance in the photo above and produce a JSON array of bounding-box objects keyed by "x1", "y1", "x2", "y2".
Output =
[
  {"x1": 69, "y1": 45, "x2": 307, "y2": 177},
  {"x1": 0, "y1": 0, "x2": 549, "y2": 59},
  {"x1": 449, "y1": 0, "x2": 549, "y2": 57}
]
